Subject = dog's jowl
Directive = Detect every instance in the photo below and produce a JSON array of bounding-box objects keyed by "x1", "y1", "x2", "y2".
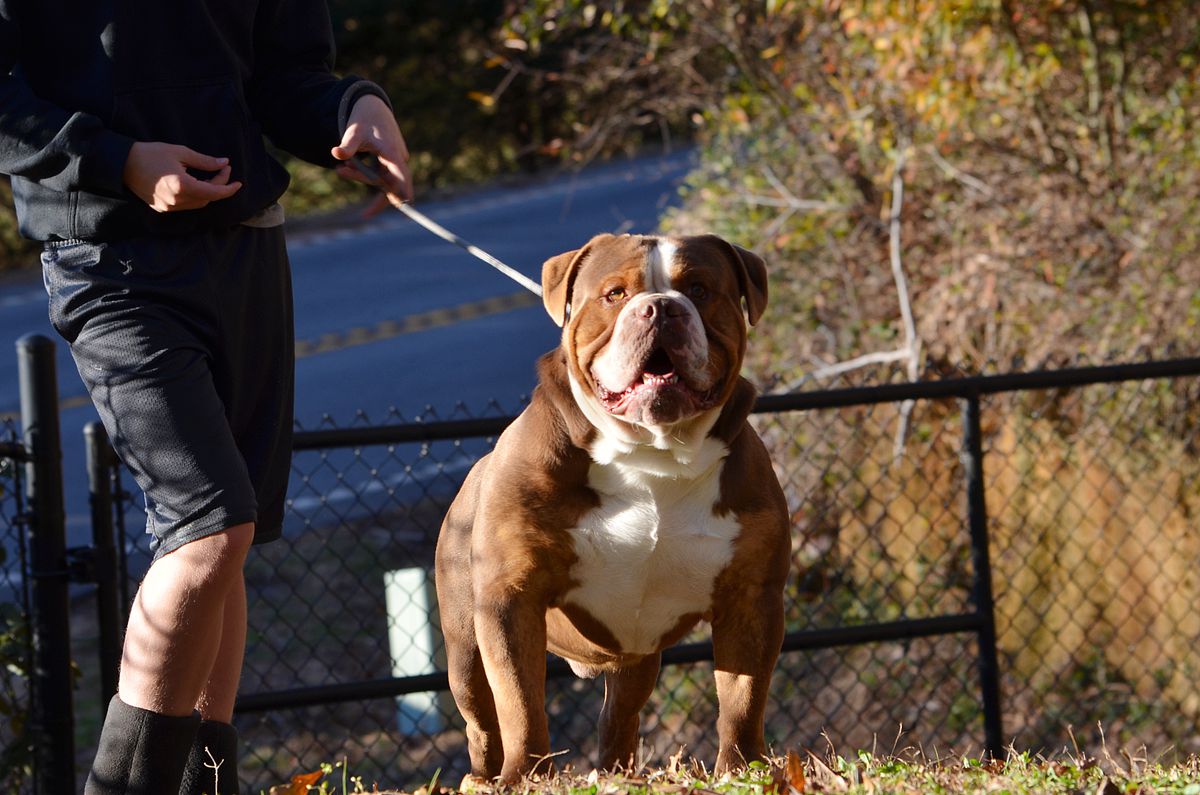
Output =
[{"x1": 434, "y1": 233, "x2": 791, "y2": 785}]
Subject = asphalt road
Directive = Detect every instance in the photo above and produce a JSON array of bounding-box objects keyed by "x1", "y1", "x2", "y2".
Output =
[{"x1": 0, "y1": 150, "x2": 695, "y2": 548}]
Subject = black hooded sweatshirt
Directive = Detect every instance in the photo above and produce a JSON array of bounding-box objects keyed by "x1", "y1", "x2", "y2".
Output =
[{"x1": 0, "y1": 0, "x2": 388, "y2": 241}]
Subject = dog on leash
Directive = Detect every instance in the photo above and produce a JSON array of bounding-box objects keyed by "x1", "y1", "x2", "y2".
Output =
[{"x1": 434, "y1": 233, "x2": 790, "y2": 785}]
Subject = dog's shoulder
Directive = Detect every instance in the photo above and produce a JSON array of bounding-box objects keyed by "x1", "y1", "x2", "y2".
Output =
[
  {"x1": 475, "y1": 349, "x2": 600, "y2": 520},
  {"x1": 707, "y1": 377, "x2": 790, "y2": 572},
  {"x1": 707, "y1": 375, "x2": 758, "y2": 446},
  {"x1": 527, "y1": 348, "x2": 597, "y2": 453}
]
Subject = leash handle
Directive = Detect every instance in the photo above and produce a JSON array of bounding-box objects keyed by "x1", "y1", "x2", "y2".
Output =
[
  {"x1": 348, "y1": 152, "x2": 386, "y2": 186},
  {"x1": 349, "y1": 155, "x2": 543, "y2": 297}
]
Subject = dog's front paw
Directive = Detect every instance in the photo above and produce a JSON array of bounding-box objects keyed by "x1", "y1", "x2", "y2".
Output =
[{"x1": 457, "y1": 773, "x2": 494, "y2": 793}]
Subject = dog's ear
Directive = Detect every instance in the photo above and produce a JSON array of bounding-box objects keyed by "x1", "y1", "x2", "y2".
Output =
[
  {"x1": 542, "y1": 234, "x2": 614, "y2": 327},
  {"x1": 700, "y1": 235, "x2": 768, "y2": 326},
  {"x1": 731, "y1": 242, "x2": 769, "y2": 326}
]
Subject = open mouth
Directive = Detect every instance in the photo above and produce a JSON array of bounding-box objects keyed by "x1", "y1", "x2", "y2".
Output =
[
  {"x1": 596, "y1": 347, "x2": 676, "y2": 405},
  {"x1": 594, "y1": 346, "x2": 719, "y2": 416},
  {"x1": 641, "y1": 348, "x2": 677, "y2": 382}
]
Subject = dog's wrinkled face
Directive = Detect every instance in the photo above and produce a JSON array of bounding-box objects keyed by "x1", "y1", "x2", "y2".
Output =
[{"x1": 542, "y1": 234, "x2": 768, "y2": 431}]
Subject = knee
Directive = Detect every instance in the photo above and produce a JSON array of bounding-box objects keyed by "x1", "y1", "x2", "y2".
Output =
[
  {"x1": 167, "y1": 522, "x2": 255, "y2": 586},
  {"x1": 222, "y1": 521, "x2": 254, "y2": 558},
  {"x1": 219, "y1": 521, "x2": 255, "y2": 552},
  {"x1": 203, "y1": 522, "x2": 254, "y2": 571}
]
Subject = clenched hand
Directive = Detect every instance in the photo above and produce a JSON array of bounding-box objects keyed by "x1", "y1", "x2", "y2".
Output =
[
  {"x1": 122, "y1": 142, "x2": 242, "y2": 213},
  {"x1": 331, "y1": 93, "x2": 413, "y2": 216}
]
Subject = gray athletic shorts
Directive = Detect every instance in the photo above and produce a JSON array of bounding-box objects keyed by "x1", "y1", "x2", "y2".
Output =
[{"x1": 41, "y1": 226, "x2": 294, "y2": 560}]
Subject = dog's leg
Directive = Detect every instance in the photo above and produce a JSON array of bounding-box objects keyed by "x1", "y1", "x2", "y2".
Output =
[
  {"x1": 710, "y1": 585, "x2": 785, "y2": 773},
  {"x1": 474, "y1": 591, "x2": 552, "y2": 783},
  {"x1": 437, "y1": 577, "x2": 503, "y2": 780},
  {"x1": 442, "y1": 613, "x2": 503, "y2": 781},
  {"x1": 436, "y1": 484, "x2": 504, "y2": 784},
  {"x1": 597, "y1": 653, "x2": 661, "y2": 771}
]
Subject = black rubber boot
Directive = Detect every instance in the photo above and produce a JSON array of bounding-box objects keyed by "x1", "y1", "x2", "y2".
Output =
[
  {"x1": 179, "y1": 719, "x2": 241, "y2": 795},
  {"x1": 84, "y1": 696, "x2": 201, "y2": 795}
]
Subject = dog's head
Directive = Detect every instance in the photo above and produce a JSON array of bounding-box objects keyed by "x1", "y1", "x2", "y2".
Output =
[{"x1": 542, "y1": 234, "x2": 767, "y2": 436}]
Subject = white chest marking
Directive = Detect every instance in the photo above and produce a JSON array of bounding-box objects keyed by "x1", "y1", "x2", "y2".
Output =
[{"x1": 564, "y1": 439, "x2": 740, "y2": 655}]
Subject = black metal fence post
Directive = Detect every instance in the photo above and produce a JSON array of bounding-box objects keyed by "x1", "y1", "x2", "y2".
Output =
[
  {"x1": 962, "y1": 392, "x2": 1004, "y2": 758},
  {"x1": 85, "y1": 421, "x2": 123, "y2": 709},
  {"x1": 17, "y1": 333, "x2": 75, "y2": 795}
]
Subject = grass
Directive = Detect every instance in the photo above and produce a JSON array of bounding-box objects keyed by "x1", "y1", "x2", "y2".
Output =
[{"x1": 264, "y1": 746, "x2": 1200, "y2": 795}]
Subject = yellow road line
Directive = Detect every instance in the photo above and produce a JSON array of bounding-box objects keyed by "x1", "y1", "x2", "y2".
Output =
[
  {"x1": 294, "y1": 290, "x2": 540, "y2": 359},
  {"x1": 0, "y1": 290, "x2": 543, "y2": 424}
]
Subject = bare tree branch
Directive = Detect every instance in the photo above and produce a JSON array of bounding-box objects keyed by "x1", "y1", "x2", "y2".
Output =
[
  {"x1": 747, "y1": 164, "x2": 851, "y2": 212},
  {"x1": 889, "y1": 146, "x2": 921, "y2": 460},
  {"x1": 804, "y1": 348, "x2": 912, "y2": 381},
  {"x1": 738, "y1": 194, "x2": 848, "y2": 211},
  {"x1": 782, "y1": 147, "x2": 922, "y2": 458},
  {"x1": 927, "y1": 146, "x2": 994, "y2": 197}
]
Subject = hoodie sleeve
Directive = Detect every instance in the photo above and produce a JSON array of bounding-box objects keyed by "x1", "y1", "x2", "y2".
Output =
[
  {"x1": 0, "y1": 3, "x2": 134, "y2": 197},
  {"x1": 247, "y1": 0, "x2": 393, "y2": 168}
]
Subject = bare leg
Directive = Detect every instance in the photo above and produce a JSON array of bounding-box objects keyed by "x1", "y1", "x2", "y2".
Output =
[
  {"x1": 118, "y1": 523, "x2": 254, "y2": 716},
  {"x1": 87, "y1": 523, "x2": 254, "y2": 794},
  {"x1": 183, "y1": 542, "x2": 250, "y2": 794},
  {"x1": 194, "y1": 574, "x2": 248, "y2": 722}
]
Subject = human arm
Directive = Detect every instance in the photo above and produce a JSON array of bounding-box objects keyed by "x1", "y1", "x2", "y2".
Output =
[
  {"x1": 0, "y1": 5, "x2": 242, "y2": 215},
  {"x1": 247, "y1": 0, "x2": 373, "y2": 166},
  {"x1": 247, "y1": 0, "x2": 412, "y2": 208},
  {"x1": 0, "y1": 4, "x2": 132, "y2": 197}
]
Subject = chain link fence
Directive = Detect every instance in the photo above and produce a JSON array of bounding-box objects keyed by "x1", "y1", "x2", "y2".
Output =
[
  {"x1": 984, "y1": 378, "x2": 1200, "y2": 754},
  {"x1": 75, "y1": 366, "x2": 1200, "y2": 793},
  {"x1": 0, "y1": 416, "x2": 34, "y2": 794}
]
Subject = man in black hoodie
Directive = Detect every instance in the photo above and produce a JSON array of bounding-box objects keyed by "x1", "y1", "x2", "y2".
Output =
[{"x1": 0, "y1": 2, "x2": 413, "y2": 793}]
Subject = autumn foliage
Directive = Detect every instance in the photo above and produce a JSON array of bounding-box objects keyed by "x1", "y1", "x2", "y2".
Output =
[{"x1": 496, "y1": 0, "x2": 1200, "y2": 377}]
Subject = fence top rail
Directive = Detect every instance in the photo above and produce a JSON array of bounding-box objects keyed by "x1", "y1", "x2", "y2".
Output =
[
  {"x1": 757, "y1": 355, "x2": 1200, "y2": 412},
  {"x1": 292, "y1": 415, "x2": 511, "y2": 451},
  {"x1": 291, "y1": 356, "x2": 1200, "y2": 451}
]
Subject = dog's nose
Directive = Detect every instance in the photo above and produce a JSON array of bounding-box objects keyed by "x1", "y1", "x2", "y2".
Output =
[{"x1": 638, "y1": 296, "x2": 687, "y2": 324}]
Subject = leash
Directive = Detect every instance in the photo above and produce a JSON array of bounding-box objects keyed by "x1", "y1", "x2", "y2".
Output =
[{"x1": 350, "y1": 156, "x2": 543, "y2": 297}]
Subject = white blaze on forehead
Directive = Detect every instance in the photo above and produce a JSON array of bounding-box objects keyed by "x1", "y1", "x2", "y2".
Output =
[
  {"x1": 590, "y1": 235, "x2": 712, "y2": 401},
  {"x1": 645, "y1": 237, "x2": 680, "y2": 293}
]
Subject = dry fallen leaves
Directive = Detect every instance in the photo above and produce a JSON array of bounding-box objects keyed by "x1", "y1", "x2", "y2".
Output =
[
  {"x1": 776, "y1": 750, "x2": 807, "y2": 794},
  {"x1": 267, "y1": 768, "x2": 323, "y2": 795}
]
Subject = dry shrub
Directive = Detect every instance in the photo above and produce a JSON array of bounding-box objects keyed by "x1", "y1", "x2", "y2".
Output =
[{"x1": 757, "y1": 381, "x2": 1200, "y2": 756}]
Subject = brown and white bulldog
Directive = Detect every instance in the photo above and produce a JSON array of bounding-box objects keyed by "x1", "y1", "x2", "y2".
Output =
[{"x1": 434, "y1": 233, "x2": 791, "y2": 785}]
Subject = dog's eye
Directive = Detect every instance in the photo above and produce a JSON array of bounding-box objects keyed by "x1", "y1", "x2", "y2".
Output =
[
  {"x1": 688, "y1": 283, "x2": 708, "y2": 301},
  {"x1": 604, "y1": 286, "x2": 627, "y2": 304}
]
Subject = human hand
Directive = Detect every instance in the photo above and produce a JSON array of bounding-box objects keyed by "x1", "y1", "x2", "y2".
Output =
[
  {"x1": 122, "y1": 142, "x2": 242, "y2": 212},
  {"x1": 331, "y1": 93, "x2": 413, "y2": 216}
]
